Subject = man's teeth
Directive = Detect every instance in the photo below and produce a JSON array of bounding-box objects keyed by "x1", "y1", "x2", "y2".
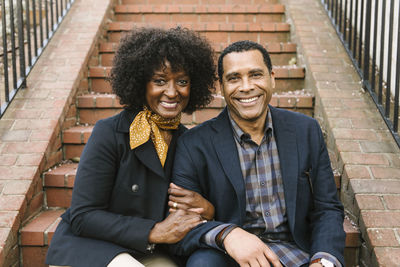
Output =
[
  {"x1": 239, "y1": 96, "x2": 258, "y2": 103},
  {"x1": 161, "y1": 102, "x2": 177, "y2": 107}
]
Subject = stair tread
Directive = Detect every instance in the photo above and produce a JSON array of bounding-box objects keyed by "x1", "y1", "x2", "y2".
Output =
[
  {"x1": 115, "y1": 4, "x2": 285, "y2": 14},
  {"x1": 88, "y1": 65, "x2": 305, "y2": 78},
  {"x1": 44, "y1": 163, "x2": 79, "y2": 187},
  {"x1": 108, "y1": 21, "x2": 290, "y2": 32},
  {"x1": 99, "y1": 41, "x2": 297, "y2": 54},
  {"x1": 20, "y1": 209, "x2": 65, "y2": 246},
  {"x1": 20, "y1": 208, "x2": 359, "y2": 247}
]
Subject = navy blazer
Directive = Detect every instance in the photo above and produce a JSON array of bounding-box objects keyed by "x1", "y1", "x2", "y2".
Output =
[
  {"x1": 46, "y1": 109, "x2": 186, "y2": 267},
  {"x1": 171, "y1": 106, "x2": 346, "y2": 266}
]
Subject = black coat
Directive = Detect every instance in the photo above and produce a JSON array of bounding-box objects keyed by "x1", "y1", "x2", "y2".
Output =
[
  {"x1": 171, "y1": 107, "x2": 345, "y2": 266},
  {"x1": 46, "y1": 109, "x2": 186, "y2": 267}
]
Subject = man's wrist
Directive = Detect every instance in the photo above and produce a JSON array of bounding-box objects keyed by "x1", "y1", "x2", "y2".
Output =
[
  {"x1": 311, "y1": 258, "x2": 334, "y2": 267},
  {"x1": 215, "y1": 224, "x2": 238, "y2": 249}
]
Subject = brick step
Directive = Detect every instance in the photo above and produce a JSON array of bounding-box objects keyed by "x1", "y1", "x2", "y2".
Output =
[
  {"x1": 88, "y1": 65, "x2": 305, "y2": 94},
  {"x1": 63, "y1": 92, "x2": 313, "y2": 159},
  {"x1": 121, "y1": 0, "x2": 280, "y2": 4},
  {"x1": 19, "y1": 209, "x2": 64, "y2": 267},
  {"x1": 75, "y1": 91, "x2": 311, "y2": 124},
  {"x1": 106, "y1": 22, "x2": 290, "y2": 43},
  {"x1": 114, "y1": 4, "x2": 285, "y2": 23},
  {"x1": 44, "y1": 163, "x2": 78, "y2": 208},
  {"x1": 19, "y1": 208, "x2": 359, "y2": 267},
  {"x1": 96, "y1": 41, "x2": 297, "y2": 67}
]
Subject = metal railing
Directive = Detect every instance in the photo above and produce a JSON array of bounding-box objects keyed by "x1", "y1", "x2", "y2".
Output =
[
  {"x1": 321, "y1": 0, "x2": 400, "y2": 147},
  {"x1": 0, "y1": 0, "x2": 74, "y2": 118}
]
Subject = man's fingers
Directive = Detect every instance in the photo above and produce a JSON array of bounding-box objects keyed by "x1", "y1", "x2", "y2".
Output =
[
  {"x1": 256, "y1": 254, "x2": 271, "y2": 267},
  {"x1": 263, "y1": 249, "x2": 282, "y2": 267}
]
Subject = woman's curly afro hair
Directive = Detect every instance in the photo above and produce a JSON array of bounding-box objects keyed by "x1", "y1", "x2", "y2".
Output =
[{"x1": 110, "y1": 27, "x2": 217, "y2": 114}]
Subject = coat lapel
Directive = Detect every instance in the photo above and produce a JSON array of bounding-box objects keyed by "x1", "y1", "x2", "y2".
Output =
[
  {"x1": 211, "y1": 109, "x2": 246, "y2": 224},
  {"x1": 270, "y1": 106, "x2": 298, "y2": 233},
  {"x1": 116, "y1": 109, "x2": 165, "y2": 179}
]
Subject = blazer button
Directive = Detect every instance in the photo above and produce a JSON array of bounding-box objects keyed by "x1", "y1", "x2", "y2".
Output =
[{"x1": 131, "y1": 184, "x2": 139, "y2": 193}]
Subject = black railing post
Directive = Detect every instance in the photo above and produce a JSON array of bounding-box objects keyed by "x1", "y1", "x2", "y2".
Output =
[
  {"x1": 371, "y1": 0, "x2": 379, "y2": 93},
  {"x1": 1, "y1": 0, "x2": 10, "y2": 103},
  {"x1": 358, "y1": 0, "x2": 364, "y2": 68},
  {"x1": 394, "y1": 4, "x2": 400, "y2": 132},
  {"x1": 385, "y1": 0, "x2": 395, "y2": 117},
  {"x1": 25, "y1": 0, "x2": 32, "y2": 66},
  {"x1": 378, "y1": 0, "x2": 386, "y2": 104},
  {"x1": 32, "y1": 0, "x2": 38, "y2": 56},
  {"x1": 17, "y1": 0, "x2": 26, "y2": 88},
  {"x1": 9, "y1": 0, "x2": 18, "y2": 90},
  {"x1": 363, "y1": 0, "x2": 371, "y2": 82}
]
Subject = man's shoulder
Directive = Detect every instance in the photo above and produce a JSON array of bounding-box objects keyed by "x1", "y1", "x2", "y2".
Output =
[{"x1": 180, "y1": 117, "x2": 217, "y2": 141}]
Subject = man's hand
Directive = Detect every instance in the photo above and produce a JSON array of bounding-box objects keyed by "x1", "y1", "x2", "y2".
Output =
[
  {"x1": 168, "y1": 183, "x2": 215, "y2": 220},
  {"x1": 223, "y1": 227, "x2": 283, "y2": 267},
  {"x1": 309, "y1": 264, "x2": 323, "y2": 267},
  {"x1": 148, "y1": 209, "x2": 204, "y2": 244}
]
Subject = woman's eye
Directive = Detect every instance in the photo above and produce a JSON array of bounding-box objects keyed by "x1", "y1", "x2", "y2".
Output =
[
  {"x1": 178, "y1": 80, "x2": 189, "y2": 86},
  {"x1": 153, "y1": 79, "x2": 166, "y2": 85}
]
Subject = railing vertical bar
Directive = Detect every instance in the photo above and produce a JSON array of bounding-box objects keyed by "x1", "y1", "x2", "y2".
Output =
[
  {"x1": 55, "y1": 0, "x2": 59, "y2": 22},
  {"x1": 9, "y1": 0, "x2": 18, "y2": 90},
  {"x1": 1, "y1": 0, "x2": 10, "y2": 103},
  {"x1": 45, "y1": 0, "x2": 49, "y2": 39},
  {"x1": 17, "y1": 0, "x2": 26, "y2": 87},
  {"x1": 343, "y1": 0, "x2": 348, "y2": 41},
  {"x1": 353, "y1": 0, "x2": 358, "y2": 59},
  {"x1": 363, "y1": 0, "x2": 371, "y2": 81},
  {"x1": 331, "y1": 0, "x2": 334, "y2": 18},
  {"x1": 385, "y1": 0, "x2": 394, "y2": 117},
  {"x1": 25, "y1": 0, "x2": 32, "y2": 66},
  {"x1": 32, "y1": 0, "x2": 38, "y2": 56},
  {"x1": 394, "y1": 2, "x2": 400, "y2": 132},
  {"x1": 39, "y1": 0, "x2": 44, "y2": 47},
  {"x1": 358, "y1": 0, "x2": 364, "y2": 67},
  {"x1": 339, "y1": 0, "x2": 343, "y2": 34},
  {"x1": 371, "y1": 0, "x2": 379, "y2": 93},
  {"x1": 335, "y1": 0, "x2": 339, "y2": 26},
  {"x1": 60, "y1": 0, "x2": 63, "y2": 15},
  {"x1": 50, "y1": 0, "x2": 54, "y2": 30},
  {"x1": 378, "y1": 0, "x2": 386, "y2": 103},
  {"x1": 349, "y1": 0, "x2": 353, "y2": 50}
]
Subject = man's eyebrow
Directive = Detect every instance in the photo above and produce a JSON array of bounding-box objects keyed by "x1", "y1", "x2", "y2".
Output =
[
  {"x1": 225, "y1": 72, "x2": 239, "y2": 77},
  {"x1": 248, "y1": 68, "x2": 264, "y2": 73}
]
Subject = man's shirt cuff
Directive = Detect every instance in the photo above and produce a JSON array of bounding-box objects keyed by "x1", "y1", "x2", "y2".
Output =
[
  {"x1": 311, "y1": 252, "x2": 342, "y2": 267},
  {"x1": 201, "y1": 223, "x2": 233, "y2": 250}
]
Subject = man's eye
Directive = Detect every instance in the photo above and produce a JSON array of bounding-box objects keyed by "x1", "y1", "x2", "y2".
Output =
[
  {"x1": 251, "y1": 73, "x2": 262, "y2": 78},
  {"x1": 227, "y1": 76, "x2": 238, "y2": 82}
]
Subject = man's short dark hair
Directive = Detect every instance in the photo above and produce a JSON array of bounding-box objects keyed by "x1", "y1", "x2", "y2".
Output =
[{"x1": 217, "y1": 40, "x2": 273, "y2": 82}]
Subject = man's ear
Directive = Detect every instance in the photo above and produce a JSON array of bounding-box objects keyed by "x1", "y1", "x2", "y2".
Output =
[{"x1": 270, "y1": 70, "x2": 275, "y2": 89}]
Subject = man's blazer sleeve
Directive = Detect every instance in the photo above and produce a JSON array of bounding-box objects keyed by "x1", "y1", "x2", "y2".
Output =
[{"x1": 170, "y1": 135, "x2": 225, "y2": 256}]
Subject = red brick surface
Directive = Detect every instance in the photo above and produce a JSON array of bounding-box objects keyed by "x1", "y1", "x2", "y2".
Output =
[
  {"x1": 281, "y1": 0, "x2": 400, "y2": 265},
  {"x1": 0, "y1": 0, "x2": 112, "y2": 265}
]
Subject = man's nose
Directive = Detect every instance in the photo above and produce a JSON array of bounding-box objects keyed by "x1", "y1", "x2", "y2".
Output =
[{"x1": 239, "y1": 77, "x2": 253, "y2": 92}]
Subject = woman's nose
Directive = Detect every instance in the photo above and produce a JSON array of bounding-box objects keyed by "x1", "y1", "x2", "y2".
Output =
[{"x1": 164, "y1": 82, "x2": 178, "y2": 98}]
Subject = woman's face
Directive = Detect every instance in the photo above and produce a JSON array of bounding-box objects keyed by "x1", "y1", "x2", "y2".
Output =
[{"x1": 146, "y1": 61, "x2": 190, "y2": 119}]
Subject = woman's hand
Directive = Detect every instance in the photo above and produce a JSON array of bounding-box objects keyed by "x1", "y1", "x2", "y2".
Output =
[
  {"x1": 148, "y1": 209, "x2": 204, "y2": 244},
  {"x1": 168, "y1": 183, "x2": 215, "y2": 221}
]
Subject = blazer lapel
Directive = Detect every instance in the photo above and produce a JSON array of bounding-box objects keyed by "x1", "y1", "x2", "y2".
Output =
[
  {"x1": 211, "y1": 109, "x2": 246, "y2": 224},
  {"x1": 270, "y1": 106, "x2": 298, "y2": 233},
  {"x1": 116, "y1": 109, "x2": 165, "y2": 179}
]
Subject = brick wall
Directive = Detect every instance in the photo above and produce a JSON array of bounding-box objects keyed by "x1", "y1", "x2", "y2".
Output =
[
  {"x1": 281, "y1": 0, "x2": 400, "y2": 266},
  {"x1": 0, "y1": 0, "x2": 113, "y2": 265}
]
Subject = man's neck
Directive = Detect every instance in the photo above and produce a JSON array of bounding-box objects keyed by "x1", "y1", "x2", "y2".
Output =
[{"x1": 230, "y1": 110, "x2": 268, "y2": 145}]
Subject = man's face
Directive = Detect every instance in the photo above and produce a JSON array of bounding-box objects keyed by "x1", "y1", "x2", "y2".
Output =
[{"x1": 221, "y1": 49, "x2": 275, "y2": 126}]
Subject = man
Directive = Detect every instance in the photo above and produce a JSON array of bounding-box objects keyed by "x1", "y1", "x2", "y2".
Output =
[{"x1": 169, "y1": 41, "x2": 345, "y2": 267}]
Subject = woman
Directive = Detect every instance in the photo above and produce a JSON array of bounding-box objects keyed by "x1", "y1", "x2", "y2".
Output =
[{"x1": 46, "y1": 27, "x2": 216, "y2": 267}]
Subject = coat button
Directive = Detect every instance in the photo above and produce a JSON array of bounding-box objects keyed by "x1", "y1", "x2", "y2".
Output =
[{"x1": 131, "y1": 184, "x2": 139, "y2": 192}]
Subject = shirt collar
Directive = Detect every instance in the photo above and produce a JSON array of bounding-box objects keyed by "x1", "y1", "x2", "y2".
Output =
[{"x1": 228, "y1": 109, "x2": 273, "y2": 144}]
